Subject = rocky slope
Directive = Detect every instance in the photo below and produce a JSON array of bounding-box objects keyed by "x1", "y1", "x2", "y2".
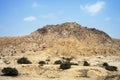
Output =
[
  {"x1": 0, "y1": 22, "x2": 120, "y2": 80},
  {"x1": 0, "y1": 22, "x2": 120, "y2": 57}
]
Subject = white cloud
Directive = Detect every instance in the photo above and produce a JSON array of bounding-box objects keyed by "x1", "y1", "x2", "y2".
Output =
[
  {"x1": 23, "y1": 16, "x2": 37, "y2": 22},
  {"x1": 81, "y1": 1, "x2": 105, "y2": 16},
  {"x1": 104, "y1": 17, "x2": 111, "y2": 21},
  {"x1": 32, "y1": 2, "x2": 38, "y2": 7}
]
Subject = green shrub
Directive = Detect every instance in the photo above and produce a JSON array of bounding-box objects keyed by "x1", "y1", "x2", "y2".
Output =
[
  {"x1": 60, "y1": 62, "x2": 71, "y2": 70},
  {"x1": 103, "y1": 62, "x2": 109, "y2": 67},
  {"x1": 39, "y1": 61, "x2": 46, "y2": 66},
  {"x1": 17, "y1": 57, "x2": 31, "y2": 64},
  {"x1": 54, "y1": 60, "x2": 62, "y2": 64},
  {"x1": 2, "y1": 67, "x2": 18, "y2": 76},
  {"x1": 102, "y1": 62, "x2": 117, "y2": 71},
  {"x1": 105, "y1": 66, "x2": 117, "y2": 71},
  {"x1": 83, "y1": 61, "x2": 90, "y2": 66}
]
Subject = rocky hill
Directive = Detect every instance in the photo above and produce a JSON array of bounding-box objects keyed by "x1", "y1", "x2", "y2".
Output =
[
  {"x1": 0, "y1": 22, "x2": 120, "y2": 80},
  {"x1": 31, "y1": 22, "x2": 112, "y2": 45},
  {"x1": 0, "y1": 22, "x2": 120, "y2": 57}
]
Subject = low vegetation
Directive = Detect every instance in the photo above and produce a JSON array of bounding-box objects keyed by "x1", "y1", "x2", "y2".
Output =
[
  {"x1": 54, "y1": 60, "x2": 62, "y2": 64},
  {"x1": 2, "y1": 67, "x2": 18, "y2": 76},
  {"x1": 83, "y1": 61, "x2": 90, "y2": 66},
  {"x1": 38, "y1": 61, "x2": 46, "y2": 66},
  {"x1": 103, "y1": 62, "x2": 109, "y2": 67},
  {"x1": 102, "y1": 62, "x2": 117, "y2": 71},
  {"x1": 59, "y1": 57, "x2": 75, "y2": 70},
  {"x1": 17, "y1": 57, "x2": 31, "y2": 64},
  {"x1": 60, "y1": 62, "x2": 71, "y2": 70}
]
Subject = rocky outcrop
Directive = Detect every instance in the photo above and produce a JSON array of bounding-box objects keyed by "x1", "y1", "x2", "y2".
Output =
[
  {"x1": 0, "y1": 22, "x2": 120, "y2": 57},
  {"x1": 31, "y1": 22, "x2": 112, "y2": 44}
]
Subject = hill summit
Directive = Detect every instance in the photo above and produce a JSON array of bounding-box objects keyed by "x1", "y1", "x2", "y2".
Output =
[
  {"x1": 0, "y1": 22, "x2": 120, "y2": 80},
  {"x1": 31, "y1": 22, "x2": 112, "y2": 44},
  {"x1": 0, "y1": 22, "x2": 120, "y2": 57}
]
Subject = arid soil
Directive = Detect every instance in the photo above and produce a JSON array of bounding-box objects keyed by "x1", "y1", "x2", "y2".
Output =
[{"x1": 0, "y1": 22, "x2": 120, "y2": 80}]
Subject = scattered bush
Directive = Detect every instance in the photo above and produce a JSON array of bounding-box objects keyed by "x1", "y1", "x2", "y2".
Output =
[
  {"x1": 17, "y1": 57, "x2": 31, "y2": 64},
  {"x1": 102, "y1": 62, "x2": 117, "y2": 71},
  {"x1": 103, "y1": 62, "x2": 109, "y2": 67},
  {"x1": 105, "y1": 65, "x2": 117, "y2": 71},
  {"x1": 60, "y1": 62, "x2": 71, "y2": 70},
  {"x1": 54, "y1": 60, "x2": 62, "y2": 64},
  {"x1": 83, "y1": 61, "x2": 90, "y2": 66},
  {"x1": 2, "y1": 67, "x2": 18, "y2": 76},
  {"x1": 39, "y1": 61, "x2": 46, "y2": 66}
]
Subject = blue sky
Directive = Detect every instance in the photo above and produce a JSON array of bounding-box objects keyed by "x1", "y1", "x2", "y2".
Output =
[{"x1": 0, "y1": 0, "x2": 120, "y2": 38}]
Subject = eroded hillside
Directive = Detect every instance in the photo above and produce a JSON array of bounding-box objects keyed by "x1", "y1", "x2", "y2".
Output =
[
  {"x1": 0, "y1": 22, "x2": 120, "y2": 80},
  {"x1": 0, "y1": 22, "x2": 120, "y2": 57}
]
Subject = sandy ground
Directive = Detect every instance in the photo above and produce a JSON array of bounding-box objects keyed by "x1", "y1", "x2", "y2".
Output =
[{"x1": 0, "y1": 55, "x2": 120, "y2": 80}]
